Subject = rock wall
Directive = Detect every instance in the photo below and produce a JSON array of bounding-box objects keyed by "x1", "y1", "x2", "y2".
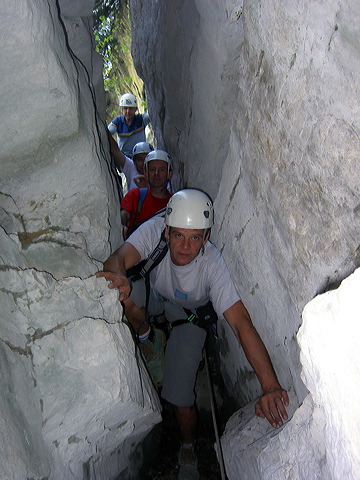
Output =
[
  {"x1": 0, "y1": 1, "x2": 160, "y2": 479},
  {"x1": 1, "y1": 0, "x2": 359, "y2": 478},
  {"x1": 221, "y1": 269, "x2": 360, "y2": 480},
  {"x1": 130, "y1": 0, "x2": 359, "y2": 478}
]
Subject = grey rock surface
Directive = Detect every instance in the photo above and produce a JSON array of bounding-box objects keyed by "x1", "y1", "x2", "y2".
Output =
[
  {"x1": 1, "y1": 0, "x2": 359, "y2": 478},
  {"x1": 0, "y1": 1, "x2": 161, "y2": 479},
  {"x1": 130, "y1": 0, "x2": 359, "y2": 478}
]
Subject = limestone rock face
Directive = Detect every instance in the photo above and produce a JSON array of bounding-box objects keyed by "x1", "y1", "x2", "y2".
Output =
[
  {"x1": 0, "y1": 1, "x2": 160, "y2": 479},
  {"x1": 221, "y1": 270, "x2": 359, "y2": 479},
  {"x1": 131, "y1": 0, "x2": 359, "y2": 399},
  {"x1": 221, "y1": 389, "x2": 330, "y2": 480},
  {"x1": 298, "y1": 268, "x2": 360, "y2": 480},
  {"x1": 130, "y1": 0, "x2": 359, "y2": 478},
  {"x1": 1, "y1": 0, "x2": 359, "y2": 478}
]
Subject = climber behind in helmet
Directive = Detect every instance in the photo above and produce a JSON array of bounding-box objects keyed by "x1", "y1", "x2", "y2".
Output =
[
  {"x1": 108, "y1": 92, "x2": 151, "y2": 157},
  {"x1": 120, "y1": 149, "x2": 173, "y2": 239},
  {"x1": 130, "y1": 141, "x2": 154, "y2": 189},
  {"x1": 96, "y1": 188, "x2": 289, "y2": 480},
  {"x1": 108, "y1": 133, "x2": 153, "y2": 192}
]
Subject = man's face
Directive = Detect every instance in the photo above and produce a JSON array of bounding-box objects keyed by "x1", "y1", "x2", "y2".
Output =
[
  {"x1": 145, "y1": 160, "x2": 171, "y2": 188},
  {"x1": 133, "y1": 153, "x2": 147, "y2": 174},
  {"x1": 122, "y1": 106, "x2": 136, "y2": 123},
  {"x1": 166, "y1": 226, "x2": 209, "y2": 266}
]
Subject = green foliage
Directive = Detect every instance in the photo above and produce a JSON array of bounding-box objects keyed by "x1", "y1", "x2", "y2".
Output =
[
  {"x1": 119, "y1": 76, "x2": 132, "y2": 85},
  {"x1": 93, "y1": 1, "x2": 132, "y2": 97},
  {"x1": 93, "y1": 0, "x2": 145, "y2": 121},
  {"x1": 93, "y1": 2, "x2": 122, "y2": 83},
  {"x1": 93, "y1": 0, "x2": 122, "y2": 33}
]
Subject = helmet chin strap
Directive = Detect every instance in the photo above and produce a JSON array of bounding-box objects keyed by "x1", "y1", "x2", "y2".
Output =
[
  {"x1": 201, "y1": 229, "x2": 210, "y2": 255},
  {"x1": 201, "y1": 232, "x2": 206, "y2": 255}
]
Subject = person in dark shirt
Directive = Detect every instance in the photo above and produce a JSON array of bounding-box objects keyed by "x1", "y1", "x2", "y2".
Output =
[{"x1": 108, "y1": 93, "x2": 150, "y2": 157}]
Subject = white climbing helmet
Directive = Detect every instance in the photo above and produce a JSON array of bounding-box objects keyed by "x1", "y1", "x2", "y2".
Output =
[
  {"x1": 132, "y1": 142, "x2": 154, "y2": 157},
  {"x1": 119, "y1": 93, "x2": 137, "y2": 108},
  {"x1": 165, "y1": 189, "x2": 214, "y2": 229},
  {"x1": 144, "y1": 150, "x2": 172, "y2": 170}
]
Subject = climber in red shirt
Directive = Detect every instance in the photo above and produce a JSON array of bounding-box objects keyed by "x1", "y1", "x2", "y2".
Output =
[{"x1": 120, "y1": 150, "x2": 173, "y2": 239}]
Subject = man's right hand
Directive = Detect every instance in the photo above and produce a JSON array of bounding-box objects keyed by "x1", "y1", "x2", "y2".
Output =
[
  {"x1": 96, "y1": 271, "x2": 131, "y2": 301},
  {"x1": 133, "y1": 175, "x2": 149, "y2": 188},
  {"x1": 255, "y1": 388, "x2": 289, "y2": 428}
]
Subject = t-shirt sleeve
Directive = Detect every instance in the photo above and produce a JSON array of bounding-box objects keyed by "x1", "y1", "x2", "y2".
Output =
[
  {"x1": 206, "y1": 249, "x2": 241, "y2": 318},
  {"x1": 108, "y1": 122, "x2": 117, "y2": 134},
  {"x1": 121, "y1": 188, "x2": 139, "y2": 216},
  {"x1": 121, "y1": 156, "x2": 138, "y2": 189},
  {"x1": 143, "y1": 113, "x2": 150, "y2": 126},
  {"x1": 126, "y1": 217, "x2": 165, "y2": 260}
]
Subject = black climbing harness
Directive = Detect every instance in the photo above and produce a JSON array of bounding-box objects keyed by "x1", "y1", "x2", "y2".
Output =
[{"x1": 171, "y1": 301, "x2": 218, "y2": 337}]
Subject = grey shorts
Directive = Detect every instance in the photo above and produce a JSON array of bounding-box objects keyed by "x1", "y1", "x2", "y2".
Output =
[{"x1": 130, "y1": 278, "x2": 207, "y2": 406}]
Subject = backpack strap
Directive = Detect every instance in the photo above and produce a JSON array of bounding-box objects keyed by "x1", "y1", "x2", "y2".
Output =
[
  {"x1": 137, "y1": 188, "x2": 148, "y2": 215},
  {"x1": 129, "y1": 228, "x2": 168, "y2": 327},
  {"x1": 132, "y1": 187, "x2": 148, "y2": 224},
  {"x1": 128, "y1": 206, "x2": 167, "y2": 238},
  {"x1": 125, "y1": 188, "x2": 150, "y2": 239},
  {"x1": 131, "y1": 228, "x2": 168, "y2": 282}
]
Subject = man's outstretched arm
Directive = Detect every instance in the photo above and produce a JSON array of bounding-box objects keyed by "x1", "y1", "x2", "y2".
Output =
[
  {"x1": 224, "y1": 300, "x2": 289, "y2": 427},
  {"x1": 107, "y1": 129, "x2": 127, "y2": 170}
]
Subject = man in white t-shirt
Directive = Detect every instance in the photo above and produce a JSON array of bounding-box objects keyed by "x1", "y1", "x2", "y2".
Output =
[
  {"x1": 97, "y1": 189, "x2": 289, "y2": 480},
  {"x1": 108, "y1": 132, "x2": 153, "y2": 192},
  {"x1": 123, "y1": 141, "x2": 153, "y2": 191}
]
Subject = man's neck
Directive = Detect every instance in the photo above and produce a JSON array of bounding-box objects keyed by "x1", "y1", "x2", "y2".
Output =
[
  {"x1": 150, "y1": 186, "x2": 169, "y2": 199},
  {"x1": 124, "y1": 117, "x2": 134, "y2": 126}
]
